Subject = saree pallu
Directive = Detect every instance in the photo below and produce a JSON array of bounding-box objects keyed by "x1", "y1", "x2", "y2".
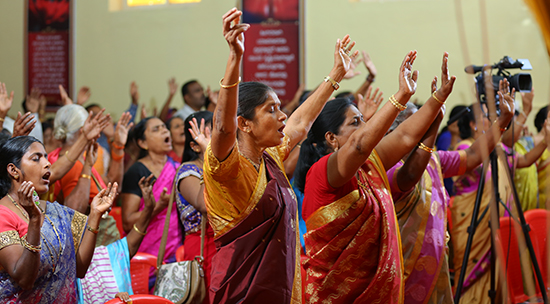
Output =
[
  {"x1": 513, "y1": 139, "x2": 538, "y2": 211},
  {"x1": 137, "y1": 158, "x2": 182, "y2": 261},
  {"x1": 209, "y1": 152, "x2": 301, "y2": 304},
  {"x1": 303, "y1": 153, "x2": 404, "y2": 304},
  {"x1": 394, "y1": 155, "x2": 453, "y2": 304},
  {"x1": 0, "y1": 202, "x2": 87, "y2": 303},
  {"x1": 451, "y1": 142, "x2": 511, "y2": 303},
  {"x1": 537, "y1": 149, "x2": 550, "y2": 209}
]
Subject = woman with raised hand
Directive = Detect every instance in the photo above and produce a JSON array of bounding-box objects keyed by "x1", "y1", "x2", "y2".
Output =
[
  {"x1": 386, "y1": 77, "x2": 515, "y2": 304},
  {"x1": 0, "y1": 136, "x2": 117, "y2": 303},
  {"x1": 295, "y1": 51, "x2": 455, "y2": 303},
  {"x1": 203, "y1": 7, "x2": 357, "y2": 304}
]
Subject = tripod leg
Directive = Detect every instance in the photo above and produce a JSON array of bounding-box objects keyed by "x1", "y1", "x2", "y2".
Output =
[
  {"x1": 454, "y1": 162, "x2": 489, "y2": 304},
  {"x1": 489, "y1": 152, "x2": 500, "y2": 304}
]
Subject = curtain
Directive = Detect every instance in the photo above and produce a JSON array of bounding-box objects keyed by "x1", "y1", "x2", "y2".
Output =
[{"x1": 524, "y1": 0, "x2": 550, "y2": 56}]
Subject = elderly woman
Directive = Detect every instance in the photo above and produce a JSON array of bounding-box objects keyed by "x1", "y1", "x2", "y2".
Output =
[
  {"x1": 48, "y1": 104, "x2": 132, "y2": 246},
  {"x1": 0, "y1": 136, "x2": 117, "y2": 303},
  {"x1": 120, "y1": 117, "x2": 182, "y2": 263},
  {"x1": 203, "y1": 8, "x2": 358, "y2": 303}
]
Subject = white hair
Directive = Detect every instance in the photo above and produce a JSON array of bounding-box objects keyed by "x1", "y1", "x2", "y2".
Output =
[{"x1": 53, "y1": 104, "x2": 89, "y2": 143}]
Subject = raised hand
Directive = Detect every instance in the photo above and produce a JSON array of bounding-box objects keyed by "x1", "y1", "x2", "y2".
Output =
[
  {"x1": 82, "y1": 108, "x2": 111, "y2": 140},
  {"x1": 130, "y1": 82, "x2": 139, "y2": 105},
  {"x1": 138, "y1": 174, "x2": 156, "y2": 212},
  {"x1": 357, "y1": 86, "x2": 383, "y2": 121},
  {"x1": 333, "y1": 34, "x2": 359, "y2": 78},
  {"x1": 544, "y1": 112, "x2": 550, "y2": 147},
  {"x1": 433, "y1": 52, "x2": 457, "y2": 102},
  {"x1": 76, "y1": 86, "x2": 91, "y2": 105},
  {"x1": 168, "y1": 78, "x2": 177, "y2": 97},
  {"x1": 84, "y1": 140, "x2": 99, "y2": 168},
  {"x1": 59, "y1": 85, "x2": 73, "y2": 106},
  {"x1": 223, "y1": 8, "x2": 250, "y2": 57},
  {"x1": 362, "y1": 51, "x2": 377, "y2": 78},
  {"x1": 114, "y1": 112, "x2": 134, "y2": 147},
  {"x1": 206, "y1": 86, "x2": 219, "y2": 107},
  {"x1": 397, "y1": 50, "x2": 419, "y2": 99},
  {"x1": 520, "y1": 87, "x2": 534, "y2": 116},
  {"x1": 189, "y1": 117, "x2": 211, "y2": 151},
  {"x1": 12, "y1": 112, "x2": 36, "y2": 137},
  {"x1": 0, "y1": 82, "x2": 14, "y2": 116},
  {"x1": 496, "y1": 79, "x2": 515, "y2": 129},
  {"x1": 90, "y1": 182, "x2": 118, "y2": 215},
  {"x1": 343, "y1": 55, "x2": 362, "y2": 80},
  {"x1": 26, "y1": 87, "x2": 42, "y2": 113},
  {"x1": 17, "y1": 181, "x2": 42, "y2": 219}
]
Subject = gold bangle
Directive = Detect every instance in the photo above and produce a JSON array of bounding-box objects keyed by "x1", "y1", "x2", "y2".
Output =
[
  {"x1": 418, "y1": 142, "x2": 434, "y2": 153},
  {"x1": 219, "y1": 77, "x2": 241, "y2": 89},
  {"x1": 389, "y1": 95, "x2": 406, "y2": 111},
  {"x1": 0, "y1": 117, "x2": 4, "y2": 122},
  {"x1": 432, "y1": 92, "x2": 444, "y2": 105},
  {"x1": 87, "y1": 225, "x2": 99, "y2": 234},
  {"x1": 80, "y1": 174, "x2": 92, "y2": 180},
  {"x1": 21, "y1": 236, "x2": 41, "y2": 253},
  {"x1": 133, "y1": 223, "x2": 147, "y2": 236},
  {"x1": 323, "y1": 76, "x2": 340, "y2": 90},
  {"x1": 65, "y1": 150, "x2": 77, "y2": 163}
]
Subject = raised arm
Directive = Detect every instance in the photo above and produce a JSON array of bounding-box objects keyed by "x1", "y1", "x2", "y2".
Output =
[
  {"x1": 76, "y1": 183, "x2": 117, "y2": 278},
  {"x1": 354, "y1": 51, "x2": 377, "y2": 100},
  {"x1": 376, "y1": 52, "x2": 456, "y2": 170},
  {"x1": 126, "y1": 175, "x2": 155, "y2": 258},
  {"x1": 159, "y1": 78, "x2": 177, "y2": 122},
  {"x1": 284, "y1": 35, "x2": 358, "y2": 149},
  {"x1": 104, "y1": 112, "x2": 133, "y2": 189},
  {"x1": 356, "y1": 86, "x2": 383, "y2": 122},
  {"x1": 0, "y1": 82, "x2": 14, "y2": 130},
  {"x1": 502, "y1": 87, "x2": 533, "y2": 147},
  {"x1": 63, "y1": 141, "x2": 97, "y2": 213},
  {"x1": 211, "y1": 8, "x2": 250, "y2": 161}
]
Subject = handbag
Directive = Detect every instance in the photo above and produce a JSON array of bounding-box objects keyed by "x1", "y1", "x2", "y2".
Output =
[{"x1": 154, "y1": 168, "x2": 206, "y2": 304}]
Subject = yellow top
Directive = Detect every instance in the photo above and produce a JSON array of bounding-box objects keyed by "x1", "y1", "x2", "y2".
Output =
[{"x1": 203, "y1": 136, "x2": 291, "y2": 237}]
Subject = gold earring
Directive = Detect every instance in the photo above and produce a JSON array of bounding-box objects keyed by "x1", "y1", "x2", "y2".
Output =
[
  {"x1": 14, "y1": 174, "x2": 19, "y2": 180},
  {"x1": 334, "y1": 147, "x2": 339, "y2": 152}
]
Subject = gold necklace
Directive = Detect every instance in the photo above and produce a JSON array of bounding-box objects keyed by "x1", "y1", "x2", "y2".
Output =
[
  {"x1": 239, "y1": 152, "x2": 261, "y2": 171},
  {"x1": 7, "y1": 194, "x2": 63, "y2": 272}
]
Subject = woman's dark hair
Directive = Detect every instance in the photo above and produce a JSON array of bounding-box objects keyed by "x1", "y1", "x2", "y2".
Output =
[
  {"x1": 535, "y1": 106, "x2": 548, "y2": 133},
  {"x1": 457, "y1": 106, "x2": 475, "y2": 140},
  {"x1": 182, "y1": 111, "x2": 214, "y2": 162},
  {"x1": 131, "y1": 117, "x2": 154, "y2": 159},
  {"x1": 0, "y1": 136, "x2": 41, "y2": 197},
  {"x1": 237, "y1": 82, "x2": 273, "y2": 120},
  {"x1": 166, "y1": 116, "x2": 183, "y2": 132},
  {"x1": 294, "y1": 98, "x2": 353, "y2": 193}
]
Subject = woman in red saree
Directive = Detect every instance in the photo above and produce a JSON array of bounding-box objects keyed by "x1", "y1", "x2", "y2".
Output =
[
  {"x1": 295, "y1": 52, "x2": 456, "y2": 303},
  {"x1": 203, "y1": 8, "x2": 358, "y2": 304}
]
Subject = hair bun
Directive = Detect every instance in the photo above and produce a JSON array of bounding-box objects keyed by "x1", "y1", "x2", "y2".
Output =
[{"x1": 53, "y1": 125, "x2": 68, "y2": 141}]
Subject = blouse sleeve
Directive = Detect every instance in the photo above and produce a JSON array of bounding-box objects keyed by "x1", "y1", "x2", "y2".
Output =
[
  {"x1": 121, "y1": 162, "x2": 152, "y2": 197},
  {"x1": 0, "y1": 206, "x2": 25, "y2": 251}
]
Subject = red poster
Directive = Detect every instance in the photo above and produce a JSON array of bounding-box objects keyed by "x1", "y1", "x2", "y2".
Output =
[
  {"x1": 243, "y1": 23, "x2": 299, "y2": 104},
  {"x1": 27, "y1": 0, "x2": 71, "y2": 106}
]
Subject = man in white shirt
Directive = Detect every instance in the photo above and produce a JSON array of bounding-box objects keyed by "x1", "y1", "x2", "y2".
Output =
[{"x1": 173, "y1": 80, "x2": 206, "y2": 121}]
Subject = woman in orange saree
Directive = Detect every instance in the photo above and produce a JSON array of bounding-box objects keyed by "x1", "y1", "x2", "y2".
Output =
[
  {"x1": 295, "y1": 52, "x2": 456, "y2": 303},
  {"x1": 203, "y1": 8, "x2": 359, "y2": 304}
]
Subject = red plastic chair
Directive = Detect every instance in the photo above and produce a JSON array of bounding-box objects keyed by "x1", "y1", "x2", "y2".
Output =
[
  {"x1": 110, "y1": 206, "x2": 126, "y2": 237},
  {"x1": 104, "y1": 294, "x2": 174, "y2": 303},
  {"x1": 130, "y1": 252, "x2": 157, "y2": 295},
  {"x1": 525, "y1": 209, "x2": 550, "y2": 294},
  {"x1": 175, "y1": 245, "x2": 185, "y2": 262},
  {"x1": 497, "y1": 216, "x2": 531, "y2": 303}
]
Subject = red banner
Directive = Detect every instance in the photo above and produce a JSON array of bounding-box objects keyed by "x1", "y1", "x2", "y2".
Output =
[{"x1": 243, "y1": 23, "x2": 299, "y2": 104}]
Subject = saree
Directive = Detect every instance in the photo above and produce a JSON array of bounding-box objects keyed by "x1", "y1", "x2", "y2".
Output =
[
  {"x1": 512, "y1": 139, "x2": 538, "y2": 211},
  {"x1": 388, "y1": 151, "x2": 465, "y2": 304},
  {"x1": 303, "y1": 151, "x2": 404, "y2": 304},
  {"x1": 0, "y1": 202, "x2": 87, "y2": 303},
  {"x1": 137, "y1": 158, "x2": 182, "y2": 261},
  {"x1": 204, "y1": 137, "x2": 301, "y2": 304},
  {"x1": 77, "y1": 237, "x2": 133, "y2": 304},
  {"x1": 451, "y1": 140, "x2": 511, "y2": 303},
  {"x1": 537, "y1": 149, "x2": 550, "y2": 209}
]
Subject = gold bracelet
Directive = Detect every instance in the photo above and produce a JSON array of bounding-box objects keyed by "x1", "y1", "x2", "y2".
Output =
[
  {"x1": 21, "y1": 236, "x2": 41, "y2": 253},
  {"x1": 219, "y1": 77, "x2": 241, "y2": 89},
  {"x1": 323, "y1": 76, "x2": 340, "y2": 90},
  {"x1": 432, "y1": 92, "x2": 444, "y2": 105},
  {"x1": 65, "y1": 150, "x2": 77, "y2": 163},
  {"x1": 389, "y1": 95, "x2": 406, "y2": 111},
  {"x1": 87, "y1": 225, "x2": 99, "y2": 234},
  {"x1": 418, "y1": 142, "x2": 434, "y2": 153},
  {"x1": 80, "y1": 174, "x2": 92, "y2": 180},
  {"x1": 0, "y1": 117, "x2": 4, "y2": 122},
  {"x1": 133, "y1": 223, "x2": 147, "y2": 236}
]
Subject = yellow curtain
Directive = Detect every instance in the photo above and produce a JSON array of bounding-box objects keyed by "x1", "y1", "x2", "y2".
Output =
[{"x1": 524, "y1": 0, "x2": 550, "y2": 56}]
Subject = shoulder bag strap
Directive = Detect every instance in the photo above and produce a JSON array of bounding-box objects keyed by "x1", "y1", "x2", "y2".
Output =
[{"x1": 157, "y1": 163, "x2": 181, "y2": 269}]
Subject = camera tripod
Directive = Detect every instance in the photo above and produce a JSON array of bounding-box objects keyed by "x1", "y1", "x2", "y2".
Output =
[{"x1": 453, "y1": 148, "x2": 547, "y2": 304}]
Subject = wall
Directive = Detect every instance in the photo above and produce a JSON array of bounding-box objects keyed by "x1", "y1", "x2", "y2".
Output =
[{"x1": 0, "y1": 0, "x2": 548, "y2": 129}]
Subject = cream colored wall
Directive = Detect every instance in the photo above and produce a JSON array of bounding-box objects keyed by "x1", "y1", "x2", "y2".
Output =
[{"x1": 0, "y1": 0, "x2": 548, "y2": 130}]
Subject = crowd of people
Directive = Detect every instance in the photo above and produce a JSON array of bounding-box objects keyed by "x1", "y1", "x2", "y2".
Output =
[{"x1": 0, "y1": 6, "x2": 550, "y2": 304}]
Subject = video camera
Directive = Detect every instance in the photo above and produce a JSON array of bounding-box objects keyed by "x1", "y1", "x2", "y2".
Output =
[{"x1": 465, "y1": 56, "x2": 532, "y2": 105}]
